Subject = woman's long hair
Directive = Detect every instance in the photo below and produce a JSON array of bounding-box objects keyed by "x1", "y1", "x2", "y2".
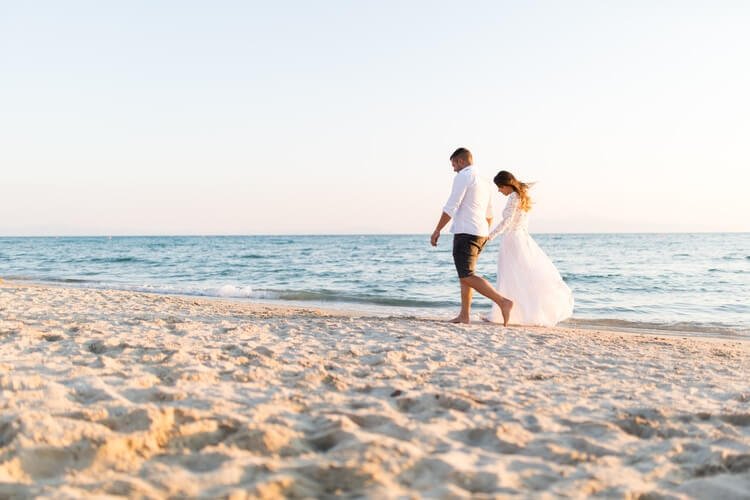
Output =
[{"x1": 493, "y1": 170, "x2": 532, "y2": 211}]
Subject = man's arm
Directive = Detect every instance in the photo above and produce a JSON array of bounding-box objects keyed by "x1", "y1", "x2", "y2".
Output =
[
  {"x1": 432, "y1": 172, "x2": 467, "y2": 246},
  {"x1": 431, "y1": 212, "x2": 452, "y2": 246},
  {"x1": 443, "y1": 173, "x2": 468, "y2": 220}
]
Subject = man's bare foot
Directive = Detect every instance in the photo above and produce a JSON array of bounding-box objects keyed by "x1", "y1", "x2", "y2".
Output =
[
  {"x1": 448, "y1": 316, "x2": 470, "y2": 324},
  {"x1": 500, "y1": 299, "x2": 513, "y2": 327}
]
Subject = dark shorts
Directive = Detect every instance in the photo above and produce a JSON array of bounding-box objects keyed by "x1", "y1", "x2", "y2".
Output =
[{"x1": 452, "y1": 233, "x2": 487, "y2": 279}]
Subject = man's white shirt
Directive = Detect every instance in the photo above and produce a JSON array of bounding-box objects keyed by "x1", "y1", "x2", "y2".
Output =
[{"x1": 442, "y1": 165, "x2": 494, "y2": 237}]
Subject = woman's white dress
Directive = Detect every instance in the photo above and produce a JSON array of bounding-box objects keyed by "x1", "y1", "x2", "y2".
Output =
[{"x1": 485, "y1": 192, "x2": 574, "y2": 326}]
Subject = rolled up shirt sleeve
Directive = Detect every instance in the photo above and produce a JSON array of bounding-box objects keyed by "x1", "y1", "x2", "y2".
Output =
[{"x1": 442, "y1": 172, "x2": 468, "y2": 218}]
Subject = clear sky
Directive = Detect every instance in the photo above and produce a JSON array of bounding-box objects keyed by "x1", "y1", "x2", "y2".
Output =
[{"x1": 2, "y1": 1, "x2": 748, "y2": 235}]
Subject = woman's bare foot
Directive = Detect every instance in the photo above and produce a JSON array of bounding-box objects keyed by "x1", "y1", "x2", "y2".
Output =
[
  {"x1": 448, "y1": 315, "x2": 470, "y2": 324},
  {"x1": 500, "y1": 298, "x2": 513, "y2": 327}
]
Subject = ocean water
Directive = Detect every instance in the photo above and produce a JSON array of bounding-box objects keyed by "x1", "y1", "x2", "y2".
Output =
[{"x1": 0, "y1": 234, "x2": 748, "y2": 337}]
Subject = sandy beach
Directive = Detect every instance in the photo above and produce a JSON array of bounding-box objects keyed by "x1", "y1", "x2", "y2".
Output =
[{"x1": 0, "y1": 282, "x2": 748, "y2": 499}]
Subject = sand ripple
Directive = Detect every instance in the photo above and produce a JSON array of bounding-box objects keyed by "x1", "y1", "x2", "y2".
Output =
[{"x1": 1, "y1": 283, "x2": 749, "y2": 499}]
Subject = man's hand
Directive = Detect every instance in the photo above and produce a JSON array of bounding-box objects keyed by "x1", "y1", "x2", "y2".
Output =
[
  {"x1": 430, "y1": 230, "x2": 440, "y2": 247},
  {"x1": 431, "y1": 212, "x2": 452, "y2": 247}
]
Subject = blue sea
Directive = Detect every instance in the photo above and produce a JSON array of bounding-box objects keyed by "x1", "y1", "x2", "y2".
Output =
[{"x1": 1, "y1": 234, "x2": 748, "y2": 337}]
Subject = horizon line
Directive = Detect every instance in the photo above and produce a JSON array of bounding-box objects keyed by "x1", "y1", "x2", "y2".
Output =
[{"x1": 1, "y1": 231, "x2": 748, "y2": 238}]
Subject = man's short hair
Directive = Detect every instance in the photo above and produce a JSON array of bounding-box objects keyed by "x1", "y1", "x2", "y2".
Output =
[{"x1": 450, "y1": 148, "x2": 472, "y2": 164}]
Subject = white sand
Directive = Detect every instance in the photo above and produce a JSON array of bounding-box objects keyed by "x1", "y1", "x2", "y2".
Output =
[{"x1": 1, "y1": 282, "x2": 749, "y2": 499}]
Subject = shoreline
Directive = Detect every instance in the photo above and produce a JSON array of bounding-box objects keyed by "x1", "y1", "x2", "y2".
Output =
[
  {"x1": 2, "y1": 279, "x2": 747, "y2": 342},
  {"x1": 1, "y1": 282, "x2": 749, "y2": 498}
]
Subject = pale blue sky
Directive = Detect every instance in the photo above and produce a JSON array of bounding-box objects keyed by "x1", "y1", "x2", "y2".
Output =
[{"x1": 2, "y1": 1, "x2": 748, "y2": 235}]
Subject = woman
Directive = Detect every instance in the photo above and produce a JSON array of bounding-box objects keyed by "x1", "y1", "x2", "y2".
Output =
[{"x1": 484, "y1": 171, "x2": 574, "y2": 326}]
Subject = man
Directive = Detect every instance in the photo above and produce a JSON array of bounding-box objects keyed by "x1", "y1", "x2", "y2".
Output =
[{"x1": 430, "y1": 148, "x2": 514, "y2": 325}]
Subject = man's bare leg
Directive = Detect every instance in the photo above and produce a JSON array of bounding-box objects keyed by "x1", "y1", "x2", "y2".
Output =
[
  {"x1": 460, "y1": 275, "x2": 514, "y2": 326},
  {"x1": 449, "y1": 282, "x2": 473, "y2": 323}
]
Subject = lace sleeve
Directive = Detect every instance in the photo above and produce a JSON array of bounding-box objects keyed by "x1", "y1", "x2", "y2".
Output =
[{"x1": 488, "y1": 193, "x2": 520, "y2": 241}]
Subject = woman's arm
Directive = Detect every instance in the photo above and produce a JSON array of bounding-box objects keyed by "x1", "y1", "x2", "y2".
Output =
[{"x1": 488, "y1": 193, "x2": 520, "y2": 241}]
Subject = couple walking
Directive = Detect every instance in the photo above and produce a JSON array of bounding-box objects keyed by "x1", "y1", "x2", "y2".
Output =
[{"x1": 430, "y1": 148, "x2": 573, "y2": 326}]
